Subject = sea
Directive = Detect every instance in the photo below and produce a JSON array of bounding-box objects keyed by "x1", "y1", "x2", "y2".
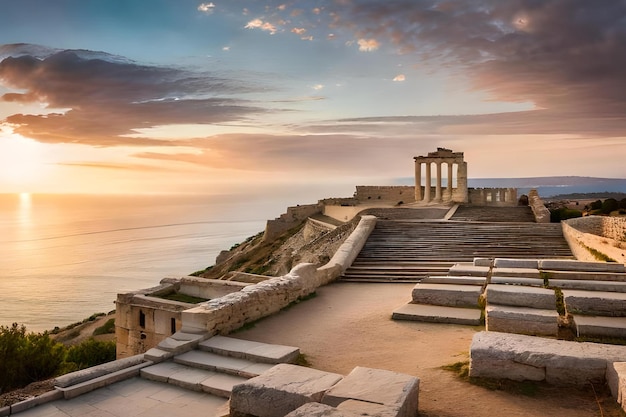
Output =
[{"x1": 0, "y1": 191, "x2": 335, "y2": 333}]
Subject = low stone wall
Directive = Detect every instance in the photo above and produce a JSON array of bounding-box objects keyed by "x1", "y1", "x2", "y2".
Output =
[
  {"x1": 468, "y1": 188, "x2": 518, "y2": 206},
  {"x1": 562, "y1": 218, "x2": 626, "y2": 264},
  {"x1": 354, "y1": 185, "x2": 415, "y2": 204},
  {"x1": 302, "y1": 217, "x2": 336, "y2": 242},
  {"x1": 566, "y1": 216, "x2": 626, "y2": 241},
  {"x1": 264, "y1": 204, "x2": 323, "y2": 242},
  {"x1": 528, "y1": 189, "x2": 550, "y2": 223},
  {"x1": 181, "y1": 215, "x2": 377, "y2": 335}
]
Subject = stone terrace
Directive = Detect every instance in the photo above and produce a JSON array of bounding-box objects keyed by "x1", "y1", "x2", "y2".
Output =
[{"x1": 341, "y1": 212, "x2": 573, "y2": 282}]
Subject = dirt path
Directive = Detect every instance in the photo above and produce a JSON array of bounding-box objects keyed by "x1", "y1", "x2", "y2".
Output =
[{"x1": 233, "y1": 282, "x2": 620, "y2": 417}]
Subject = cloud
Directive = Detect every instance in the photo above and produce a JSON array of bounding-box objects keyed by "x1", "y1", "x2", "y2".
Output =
[
  {"x1": 357, "y1": 38, "x2": 379, "y2": 52},
  {"x1": 245, "y1": 18, "x2": 278, "y2": 34},
  {"x1": 393, "y1": 74, "x2": 405, "y2": 82},
  {"x1": 325, "y1": 0, "x2": 626, "y2": 129},
  {"x1": 134, "y1": 133, "x2": 431, "y2": 177},
  {"x1": 0, "y1": 45, "x2": 270, "y2": 146},
  {"x1": 197, "y1": 2, "x2": 216, "y2": 14}
]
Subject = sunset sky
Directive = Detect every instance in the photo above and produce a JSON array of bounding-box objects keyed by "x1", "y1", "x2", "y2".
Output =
[{"x1": 1, "y1": 0, "x2": 625, "y2": 194}]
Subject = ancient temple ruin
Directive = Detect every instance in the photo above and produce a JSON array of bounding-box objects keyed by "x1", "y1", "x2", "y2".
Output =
[{"x1": 414, "y1": 148, "x2": 468, "y2": 204}]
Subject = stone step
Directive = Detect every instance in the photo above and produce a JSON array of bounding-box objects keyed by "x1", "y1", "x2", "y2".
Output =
[
  {"x1": 391, "y1": 303, "x2": 482, "y2": 325},
  {"x1": 563, "y1": 290, "x2": 626, "y2": 317},
  {"x1": 539, "y1": 259, "x2": 626, "y2": 273},
  {"x1": 550, "y1": 279, "x2": 626, "y2": 293},
  {"x1": 140, "y1": 361, "x2": 247, "y2": 398},
  {"x1": 573, "y1": 315, "x2": 626, "y2": 339},
  {"x1": 421, "y1": 275, "x2": 487, "y2": 286},
  {"x1": 175, "y1": 349, "x2": 275, "y2": 378},
  {"x1": 485, "y1": 284, "x2": 556, "y2": 310},
  {"x1": 448, "y1": 264, "x2": 490, "y2": 277},
  {"x1": 490, "y1": 276, "x2": 545, "y2": 287},
  {"x1": 411, "y1": 283, "x2": 484, "y2": 307},
  {"x1": 544, "y1": 270, "x2": 626, "y2": 282},
  {"x1": 485, "y1": 304, "x2": 559, "y2": 337},
  {"x1": 491, "y1": 267, "x2": 541, "y2": 279},
  {"x1": 199, "y1": 335, "x2": 300, "y2": 364}
]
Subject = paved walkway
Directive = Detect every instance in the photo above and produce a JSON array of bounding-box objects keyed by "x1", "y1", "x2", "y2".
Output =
[{"x1": 16, "y1": 378, "x2": 226, "y2": 417}]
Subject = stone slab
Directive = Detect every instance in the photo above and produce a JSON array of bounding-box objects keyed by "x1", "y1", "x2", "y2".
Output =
[
  {"x1": 563, "y1": 290, "x2": 626, "y2": 316},
  {"x1": 392, "y1": 303, "x2": 481, "y2": 326},
  {"x1": 284, "y1": 403, "x2": 358, "y2": 417},
  {"x1": 201, "y1": 373, "x2": 248, "y2": 398},
  {"x1": 143, "y1": 347, "x2": 175, "y2": 362},
  {"x1": 200, "y1": 335, "x2": 300, "y2": 364},
  {"x1": 140, "y1": 361, "x2": 188, "y2": 383},
  {"x1": 543, "y1": 270, "x2": 626, "y2": 282},
  {"x1": 473, "y1": 258, "x2": 493, "y2": 267},
  {"x1": 573, "y1": 315, "x2": 626, "y2": 339},
  {"x1": 421, "y1": 276, "x2": 486, "y2": 286},
  {"x1": 230, "y1": 363, "x2": 343, "y2": 417},
  {"x1": 169, "y1": 366, "x2": 217, "y2": 391},
  {"x1": 322, "y1": 366, "x2": 419, "y2": 417},
  {"x1": 539, "y1": 259, "x2": 626, "y2": 273},
  {"x1": 491, "y1": 267, "x2": 541, "y2": 279},
  {"x1": 486, "y1": 284, "x2": 556, "y2": 310},
  {"x1": 411, "y1": 283, "x2": 483, "y2": 308},
  {"x1": 607, "y1": 362, "x2": 626, "y2": 411},
  {"x1": 448, "y1": 264, "x2": 490, "y2": 277},
  {"x1": 157, "y1": 337, "x2": 196, "y2": 354},
  {"x1": 490, "y1": 276, "x2": 545, "y2": 287},
  {"x1": 486, "y1": 305, "x2": 558, "y2": 337},
  {"x1": 337, "y1": 400, "x2": 400, "y2": 417},
  {"x1": 470, "y1": 331, "x2": 626, "y2": 386},
  {"x1": 175, "y1": 350, "x2": 274, "y2": 378},
  {"x1": 9, "y1": 389, "x2": 63, "y2": 414},
  {"x1": 494, "y1": 258, "x2": 539, "y2": 269},
  {"x1": 550, "y1": 279, "x2": 626, "y2": 293},
  {"x1": 58, "y1": 362, "x2": 149, "y2": 399},
  {"x1": 171, "y1": 331, "x2": 209, "y2": 342}
]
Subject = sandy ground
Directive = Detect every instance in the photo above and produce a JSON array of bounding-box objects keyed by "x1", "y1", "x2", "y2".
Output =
[{"x1": 233, "y1": 282, "x2": 622, "y2": 417}]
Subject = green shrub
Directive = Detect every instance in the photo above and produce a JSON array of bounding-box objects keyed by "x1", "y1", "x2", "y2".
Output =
[
  {"x1": 0, "y1": 323, "x2": 65, "y2": 392},
  {"x1": 66, "y1": 339, "x2": 116, "y2": 370},
  {"x1": 549, "y1": 207, "x2": 582, "y2": 222},
  {"x1": 602, "y1": 198, "x2": 619, "y2": 214}
]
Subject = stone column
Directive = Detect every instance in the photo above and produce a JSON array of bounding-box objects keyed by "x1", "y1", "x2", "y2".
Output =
[
  {"x1": 458, "y1": 161, "x2": 468, "y2": 203},
  {"x1": 414, "y1": 161, "x2": 422, "y2": 202},
  {"x1": 435, "y1": 162, "x2": 442, "y2": 201},
  {"x1": 424, "y1": 162, "x2": 431, "y2": 203},
  {"x1": 446, "y1": 162, "x2": 453, "y2": 202}
]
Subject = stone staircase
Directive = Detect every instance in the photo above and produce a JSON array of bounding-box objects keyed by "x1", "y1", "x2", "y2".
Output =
[
  {"x1": 393, "y1": 258, "x2": 626, "y2": 341},
  {"x1": 341, "y1": 220, "x2": 573, "y2": 282},
  {"x1": 450, "y1": 205, "x2": 536, "y2": 222},
  {"x1": 141, "y1": 335, "x2": 300, "y2": 399}
]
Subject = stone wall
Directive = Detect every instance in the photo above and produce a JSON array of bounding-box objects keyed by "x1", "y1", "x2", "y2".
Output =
[
  {"x1": 562, "y1": 216, "x2": 626, "y2": 264},
  {"x1": 468, "y1": 188, "x2": 518, "y2": 206},
  {"x1": 528, "y1": 189, "x2": 551, "y2": 223},
  {"x1": 303, "y1": 217, "x2": 336, "y2": 242},
  {"x1": 263, "y1": 204, "x2": 322, "y2": 242},
  {"x1": 353, "y1": 186, "x2": 416, "y2": 204},
  {"x1": 180, "y1": 215, "x2": 377, "y2": 335}
]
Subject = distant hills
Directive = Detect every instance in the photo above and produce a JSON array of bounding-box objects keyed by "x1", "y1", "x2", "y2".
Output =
[{"x1": 394, "y1": 176, "x2": 626, "y2": 198}]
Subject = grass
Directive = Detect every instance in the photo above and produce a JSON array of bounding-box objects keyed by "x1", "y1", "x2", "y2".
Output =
[
  {"x1": 92, "y1": 318, "x2": 115, "y2": 336},
  {"x1": 158, "y1": 292, "x2": 209, "y2": 304},
  {"x1": 581, "y1": 243, "x2": 618, "y2": 262}
]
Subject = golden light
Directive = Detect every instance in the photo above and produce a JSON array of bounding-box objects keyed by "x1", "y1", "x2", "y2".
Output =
[{"x1": 0, "y1": 127, "x2": 49, "y2": 191}]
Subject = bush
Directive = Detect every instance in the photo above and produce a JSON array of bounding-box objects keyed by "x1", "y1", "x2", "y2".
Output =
[
  {"x1": 590, "y1": 199, "x2": 603, "y2": 210},
  {"x1": 66, "y1": 339, "x2": 116, "y2": 370},
  {"x1": 0, "y1": 324, "x2": 65, "y2": 392},
  {"x1": 92, "y1": 318, "x2": 115, "y2": 336},
  {"x1": 549, "y1": 207, "x2": 582, "y2": 222},
  {"x1": 0, "y1": 324, "x2": 117, "y2": 393},
  {"x1": 602, "y1": 198, "x2": 619, "y2": 214},
  {"x1": 620, "y1": 198, "x2": 626, "y2": 209}
]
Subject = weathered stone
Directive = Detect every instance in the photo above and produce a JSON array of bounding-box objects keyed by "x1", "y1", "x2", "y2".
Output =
[
  {"x1": 392, "y1": 303, "x2": 481, "y2": 326},
  {"x1": 284, "y1": 403, "x2": 357, "y2": 417},
  {"x1": 448, "y1": 264, "x2": 490, "y2": 277},
  {"x1": 470, "y1": 331, "x2": 626, "y2": 386},
  {"x1": 563, "y1": 290, "x2": 626, "y2": 316},
  {"x1": 411, "y1": 283, "x2": 483, "y2": 307},
  {"x1": 494, "y1": 258, "x2": 539, "y2": 269},
  {"x1": 491, "y1": 267, "x2": 541, "y2": 279},
  {"x1": 230, "y1": 364, "x2": 343, "y2": 417},
  {"x1": 485, "y1": 284, "x2": 556, "y2": 310},
  {"x1": 337, "y1": 399, "x2": 401, "y2": 417},
  {"x1": 490, "y1": 276, "x2": 545, "y2": 287},
  {"x1": 322, "y1": 367, "x2": 419, "y2": 417},
  {"x1": 473, "y1": 258, "x2": 492, "y2": 267},
  {"x1": 485, "y1": 305, "x2": 558, "y2": 337},
  {"x1": 421, "y1": 275, "x2": 486, "y2": 285},
  {"x1": 539, "y1": 259, "x2": 626, "y2": 273},
  {"x1": 607, "y1": 362, "x2": 626, "y2": 411},
  {"x1": 572, "y1": 315, "x2": 626, "y2": 339}
]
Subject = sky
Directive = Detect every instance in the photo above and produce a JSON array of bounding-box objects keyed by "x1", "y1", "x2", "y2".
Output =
[{"x1": 0, "y1": 0, "x2": 625, "y2": 195}]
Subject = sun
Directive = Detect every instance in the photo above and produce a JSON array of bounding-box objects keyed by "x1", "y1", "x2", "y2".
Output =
[{"x1": 0, "y1": 130, "x2": 48, "y2": 191}]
